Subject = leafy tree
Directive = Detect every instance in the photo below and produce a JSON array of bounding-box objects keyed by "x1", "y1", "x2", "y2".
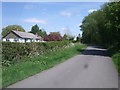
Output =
[
  {"x1": 30, "y1": 25, "x2": 47, "y2": 37},
  {"x1": 80, "y1": 10, "x2": 106, "y2": 44},
  {"x1": 63, "y1": 34, "x2": 68, "y2": 40},
  {"x1": 30, "y1": 24, "x2": 39, "y2": 34},
  {"x1": 102, "y1": 2, "x2": 120, "y2": 47},
  {"x1": 80, "y1": 1, "x2": 120, "y2": 51},
  {"x1": 37, "y1": 29, "x2": 47, "y2": 37},
  {"x1": 76, "y1": 34, "x2": 81, "y2": 42},
  {"x1": 63, "y1": 34, "x2": 74, "y2": 41},
  {"x1": 2, "y1": 25, "x2": 25, "y2": 37}
]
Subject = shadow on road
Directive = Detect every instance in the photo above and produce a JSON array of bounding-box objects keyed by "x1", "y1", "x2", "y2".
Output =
[
  {"x1": 78, "y1": 44, "x2": 109, "y2": 57},
  {"x1": 80, "y1": 49, "x2": 109, "y2": 57}
]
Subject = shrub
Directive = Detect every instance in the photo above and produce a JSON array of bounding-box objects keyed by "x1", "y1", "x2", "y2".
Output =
[
  {"x1": 112, "y1": 53, "x2": 120, "y2": 75},
  {"x1": 43, "y1": 32, "x2": 63, "y2": 41},
  {"x1": 2, "y1": 41, "x2": 70, "y2": 66}
]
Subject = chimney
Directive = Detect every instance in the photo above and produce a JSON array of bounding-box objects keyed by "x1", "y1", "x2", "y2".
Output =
[
  {"x1": 13, "y1": 27, "x2": 18, "y2": 31},
  {"x1": 16, "y1": 28, "x2": 18, "y2": 31}
]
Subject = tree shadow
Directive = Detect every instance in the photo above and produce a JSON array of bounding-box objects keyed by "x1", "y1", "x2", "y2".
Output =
[
  {"x1": 80, "y1": 49, "x2": 109, "y2": 57},
  {"x1": 77, "y1": 45, "x2": 109, "y2": 57},
  {"x1": 85, "y1": 44, "x2": 104, "y2": 49}
]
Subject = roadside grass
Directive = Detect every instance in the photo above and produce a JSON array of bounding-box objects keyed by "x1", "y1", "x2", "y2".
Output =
[
  {"x1": 0, "y1": 67, "x2": 2, "y2": 89},
  {"x1": 2, "y1": 43, "x2": 87, "y2": 88},
  {"x1": 107, "y1": 45, "x2": 120, "y2": 75},
  {"x1": 112, "y1": 52, "x2": 120, "y2": 75}
]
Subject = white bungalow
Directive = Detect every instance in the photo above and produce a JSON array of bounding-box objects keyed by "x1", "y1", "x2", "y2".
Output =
[{"x1": 2, "y1": 30, "x2": 43, "y2": 43}]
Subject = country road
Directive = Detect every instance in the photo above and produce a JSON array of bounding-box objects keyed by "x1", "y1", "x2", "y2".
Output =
[{"x1": 8, "y1": 45, "x2": 118, "y2": 88}]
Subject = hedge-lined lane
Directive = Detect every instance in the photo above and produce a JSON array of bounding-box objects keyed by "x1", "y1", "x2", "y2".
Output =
[{"x1": 2, "y1": 43, "x2": 86, "y2": 88}]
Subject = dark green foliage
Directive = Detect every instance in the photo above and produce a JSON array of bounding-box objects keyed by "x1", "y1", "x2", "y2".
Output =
[
  {"x1": 2, "y1": 41, "x2": 70, "y2": 66},
  {"x1": 29, "y1": 24, "x2": 47, "y2": 37},
  {"x1": 30, "y1": 24, "x2": 39, "y2": 34},
  {"x1": 37, "y1": 29, "x2": 47, "y2": 37},
  {"x1": 76, "y1": 34, "x2": 81, "y2": 42},
  {"x1": 2, "y1": 25, "x2": 25, "y2": 37},
  {"x1": 80, "y1": 2, "x2": 120, "y2": 51},
  {"x1": 63, "y1": 34, "x2": 68, "y2": 40},
  {"x1": 112, "y1": 53, "x2": 120, "y2": 75},
  {"x1": 63, "y1": 34, "x2": 74, "y2": 41},
  {"x1": 80, "y1": 10, "x2": 105, "y2": 44}
]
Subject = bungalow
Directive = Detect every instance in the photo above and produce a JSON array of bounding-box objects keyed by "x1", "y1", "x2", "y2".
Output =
[{"x1": 2, "y1": 30, "x2": 43, "y2": 43}]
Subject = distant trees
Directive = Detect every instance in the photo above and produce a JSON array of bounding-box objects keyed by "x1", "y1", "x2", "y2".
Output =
[
  {"x1": 80, "y1": 2, "x2": 120, "y2": 50},
  {"x1": 30, "y1": 24, "x2": 47, "y2": 37},
  {"x1": 63, "y1": 34, "x2": 74, "y2": 41},
  {"x1": 2, "y1": 25, "x2": 25, "y2": 37},
  {"x1": 44, "y1": 32, "x2": 63, "y2": 41},
  {"x1": 76, "y1": 34, "x2": 81, "y2": 42}
]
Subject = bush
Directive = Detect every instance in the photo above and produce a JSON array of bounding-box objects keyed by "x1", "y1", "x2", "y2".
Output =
[
  {"x1": 2, "y1": 41, "x2": 70, "y2": 66},
  {"x1": 112, "y1": 53, "x2": 120, "y2": 75}
]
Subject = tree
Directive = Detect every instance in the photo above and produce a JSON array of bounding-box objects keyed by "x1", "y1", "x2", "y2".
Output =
[
  {"x1": 63, "y1": 34, "x2": 68, "y2": 40},
  {"x1": 63, "y1": 34, "x2": 74, "y2": 41},
  {"x1": 80, "y1": 2, "x2": 120, "y2": 50},
  {"x1": 80, "y1": 10, "x2": 105, "y2": 44},
  {"x1": 30, "y1": 24, "x2": 39, "y2": 34},
  {"x1": 30, "y1": 25, "x2": 47, "y2": 37},
  {"x1": 76, "y1": 34, "x2": 81, "y2": 42},
  {"x1": 37, "y1": 29, "x2": 47, "y2": 37},
  {"x1": 2, "y1": 25, "x2": 25, "y2": 37},
  {"x1": 102, "y1": 2, "x2": 120, "y2": 47},
  {"x1": 44, "y1": 32, "x2": 63, "y2": 41}
]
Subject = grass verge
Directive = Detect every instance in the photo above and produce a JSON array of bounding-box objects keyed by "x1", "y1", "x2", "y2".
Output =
[
  {"x1": 2, "y1": 43, "x2": 87, "y2": 88},
  {"x1": 112, "y1": 52, "x2": 120, "y2": 75}
]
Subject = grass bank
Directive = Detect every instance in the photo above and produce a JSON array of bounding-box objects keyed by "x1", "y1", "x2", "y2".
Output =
[
  {"x1": 112, "y1": 53, "x2": 120, "y2": 75},
  {"x1": 2, "y1": 43, "x2": 87, "y2": 88},
  {"x1": 107, "y1": 45, "x2": 120, "y2": 75}
]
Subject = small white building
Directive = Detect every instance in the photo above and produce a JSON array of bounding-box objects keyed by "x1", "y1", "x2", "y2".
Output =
[{"x1": 2, "y1": 30, "x2": 43, "y2": 43}]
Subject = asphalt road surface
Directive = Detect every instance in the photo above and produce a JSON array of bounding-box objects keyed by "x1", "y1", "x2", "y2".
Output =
[{"x1": 8, "y1": 45, "x2": 118, "y2": 88}]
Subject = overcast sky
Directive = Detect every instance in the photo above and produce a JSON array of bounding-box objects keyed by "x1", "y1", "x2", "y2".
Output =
[{"x1": 2, "y1": 2, "x2": 106, "y2": 36}]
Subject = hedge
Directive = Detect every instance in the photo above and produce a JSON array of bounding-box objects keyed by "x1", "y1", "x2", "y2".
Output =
[{"x1": 2, "y1": 41, "x2": 71, "y2": 66}]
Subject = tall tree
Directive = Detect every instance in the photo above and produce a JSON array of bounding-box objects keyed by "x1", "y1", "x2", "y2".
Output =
[
  {"x1": 80, "y1": 10, "x2": 106, "y2": 44},
  {"x1": 37, "y1": 29, "x2": 47, "y2": 37},
  {"x1": 2, "y1": 25, "x2": 25, "y2": 37},
  {"x1": 30, "y1": 24, "x2": 39, "y2": 34},
  {"x1": 102, "y1": 2, "x2": 120, "y2": 47},
  {"x1": 30, "y1": 25, "x2": 47, "y2": 37},
  {"x1": 63, "y1": 34, "x2": 74, "y2": 41},
  {"x1": 80, "y1": 2, "x2": 120, "y2": 51},
  {"x1": 76, "y1": 34, "x2": 81, "y2": 42}
]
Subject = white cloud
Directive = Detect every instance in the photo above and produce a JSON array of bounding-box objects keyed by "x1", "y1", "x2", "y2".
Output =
[
  {"x1": 23, "y1": 18, "x2": 47, "y2": 24},
  {"x1": 60, "y1": 11, "x2": 72, "y2": 17},
  {"x1": 88, "y1": 9, "x2": 97, "y2": 13},
  {"x1": 24, "y1": 4, "x2": 34, "y2": 9},
  {"x1": 61, "y1": 27, "x2": 69, "y2": 31}
]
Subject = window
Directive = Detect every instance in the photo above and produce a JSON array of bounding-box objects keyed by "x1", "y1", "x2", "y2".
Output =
[
  {"x1": 6, "y1": 38, "x2": 9, "y2": 41},
  {"x1": 14, "y1": 38, "x2": 18, "y2": 42}
]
